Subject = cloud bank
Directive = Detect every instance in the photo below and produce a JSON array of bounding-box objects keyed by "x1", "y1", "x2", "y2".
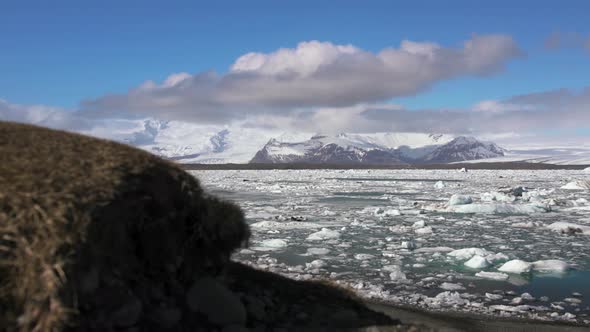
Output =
[
  {"x1": 82, "y1": 35, "x2": 521, "y2": 123},
  {"x1": 360, "y1": 87, "x2": 590, "y2": 135}
]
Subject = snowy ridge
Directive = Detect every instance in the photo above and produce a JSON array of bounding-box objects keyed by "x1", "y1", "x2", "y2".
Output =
[
  {"x1": 423, "y1": 136, "x2": 505, "y2": 163},
  {"x1": 252, "y1": 134, "x2": 504, "y2": 164}
]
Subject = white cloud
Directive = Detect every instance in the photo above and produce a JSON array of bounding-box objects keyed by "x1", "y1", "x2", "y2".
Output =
[{"x1": 82, "y1": 35, "x2": 521, "y2": 123}]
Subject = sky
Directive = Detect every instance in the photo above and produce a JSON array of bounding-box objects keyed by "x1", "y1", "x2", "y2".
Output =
[{"x1": 1, "y1": 0, "x2": 590, "y2": 144}]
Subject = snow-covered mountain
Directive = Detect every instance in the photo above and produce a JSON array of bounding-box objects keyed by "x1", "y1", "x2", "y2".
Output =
[
  {"x1": 250, "y1": 135, "x2": 406, "y2": 164},
  {"x1": 422, "y1": 136, "x2": 505, "y2": 163},
  {"x1": 109, "y1": 119, "x2": 505, "y2": 164},
  {"x1": 251, "y1": 133, "x2": 504, "y2": 164},
  {"x1": 120, "y1": 119, "x2": 285, "y2": 163}
]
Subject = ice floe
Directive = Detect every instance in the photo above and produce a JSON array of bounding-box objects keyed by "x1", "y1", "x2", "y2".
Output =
[
  {"x1": 561, "y1": 180, "x2": 590, "y2": 190},
  {"x1": 464, "y1": 255, "x2": 491, "y2": 269},
  {"x1": 546, "y1": 221, "x2": 590, "y2": 235},
  {"x1": 448, "y1": 194, "x2": 473, "y2": 206},
  {"x1": 440, "y1": 282, "x2": 466, "y2": 291},
  {"x1": 475, "y1": 271, "x2": 509, "y2": 280},
  {"x1": 306, "y1": 228, "x2": 341, "y2": 241},
  {"x1": 447, "y1": 203, "x2": 550, "y2": 214},
  {"x1": 532, "y1": 260, "x2": 570, "y2": 273},
  {"x1": 498, "y1": 260, "x2": 532, "y2": 274}
]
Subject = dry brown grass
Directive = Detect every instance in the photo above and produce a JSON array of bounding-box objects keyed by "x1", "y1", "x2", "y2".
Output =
[{"x1": 0, "y1": 121, "x2": 249, "y2": 331}]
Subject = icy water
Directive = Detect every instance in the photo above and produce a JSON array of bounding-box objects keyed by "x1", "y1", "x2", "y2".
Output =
[{"x1": 191, "y1": 169, "x2": 590, "y2": 325}]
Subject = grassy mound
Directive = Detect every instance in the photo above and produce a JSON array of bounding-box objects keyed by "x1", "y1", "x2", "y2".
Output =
[
  {"x1": 0, "y1": 121, "x2": 409, "y2": 331},
  {"x1": 0, "y1": 122, "x2": 249, "y2": 331}
]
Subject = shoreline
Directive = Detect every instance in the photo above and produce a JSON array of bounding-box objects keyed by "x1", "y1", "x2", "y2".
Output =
[
  {"x1": 365, "y1": 300, "x2": 589, "y2": 332},
  {"x1": 179, "y1": 162, "x2": 589, "y2": 171}
]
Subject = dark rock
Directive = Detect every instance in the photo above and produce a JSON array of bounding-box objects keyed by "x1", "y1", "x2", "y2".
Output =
[
  {"x1": 152, "y1": 307, "x2": 182, "y2": 328},
  {"x1": 186, "y1": 277, "x2": 247, "y2": 326},
  {"x1": 111, "y1": 295, "x2": 142, "y2": 327}
]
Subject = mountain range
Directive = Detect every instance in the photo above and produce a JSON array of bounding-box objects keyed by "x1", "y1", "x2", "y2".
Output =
[
  {"x1": 251, "y1": 133, "x2": 505, "y2": 164},
  {"x1": 118, "y1": 119, "x2": 509, "y2": 164}
]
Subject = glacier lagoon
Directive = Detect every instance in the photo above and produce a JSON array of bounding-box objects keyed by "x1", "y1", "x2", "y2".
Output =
[{"x1": 191, "y1": 169, "x2": 590, "y2": 325}]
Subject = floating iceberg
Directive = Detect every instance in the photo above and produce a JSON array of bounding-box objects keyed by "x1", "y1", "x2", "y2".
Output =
[
  {"x1": 260, "y1": 239, "x2": 288, "y2": 248},
  {"x1": 475, "y1": 271, "x2": 509, "y2": 280},
  {"x1": 561, "y1": 180, "x2": 590, "y2": 190},
  {"x1": 480, "y1": 192, "x2": 516, "y2": 203},
  {"x1": 546, "y1": 222, "x2": 590, "y2": 235},
  {"x1": 447, "y1": 203, "x2": 550, "y2": 214},
  {"x1": 532, "y1": 259, "x2": 569, "y2": 273},
  {"x1": 306, "y1": 228, "x2": 341, "y2": 241},
  {"x1": 498, "y1": 260, "x2": 532, "y2": 274},
  {"x1": 448, "y1": 248, "x2": 493, "y2": 260},
  {"x1": 448, "y1": 194, "x2": 473, "y2": 206},
  {"x1": 464, "y1": 255, "x2": 490, "y2": 269}
]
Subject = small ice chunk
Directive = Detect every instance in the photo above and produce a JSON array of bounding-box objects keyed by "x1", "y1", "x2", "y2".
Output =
[
  {"x1": 354, "y1": 253, "x2": 375, "y2": 260},
  {"x1": 447, "y1": 203, "x2": 549, "y2": 214},
  {"x1": 412, "y1": 220, "x2": 426, "y2": 228},
  {"x1": 498, "y1": 260, "x2": 532, "y2": 274},
  {"x1": 564, "y1": 297, "x2": 582, "y2": 304},
  {"x1": 261, "y1": 239, "x2": 288, "y2": 248},
  {"x1": 449, "y1": 194, "x2": 473, "y2": 206},
  {"x1": 464, "y1": 255, "x2": 490, "y2": 269},
  {"x1": 546, "y1": 222, "x2": 590, "y2": 235},
  {"x1": 561, "y1": 180, "x2": 590, "y2": 190},
  {"x1": 490, "y1": 305, "x2": 529, "y2": 312},
  {"x1": 383, "y1": 265, "x2": 407, "y2": 281},
  {"x1": 475, "y1": 271, "x2": 509, "y2": 281},
  {"x1": 401, "y1": 240, "x2": 417, "y2": 250},
  {"x1": 306, "y1": 248, "x2": 330, "y2": 255},
  {"x1": 414, "y1": 226, "x2": 433, "y2": 235},
  {"x1": 382, "y1": 209, "x2": 401, "y2": 216},
  {"x1": 532, "y1": 260, "x2": 569, "y2": 273},
  {"x1": 433, "y1": 291, "x2": 469, "y2": 306},
  {"x1": 486, "y1": 293, "x2": 503, "y2": 300},
  {"x1": 389, "y1": 270, "x2": 407, "y2": 281},
  {"x1": 306, "y1": 259, "x2": 327, "y2": 269},
  {"x1": 415, "y1": 246, "x2": 454, "y2": 253},
  {"x1": 307, "y1": 228, "x2": 341, "y2": 241},
  {"x1": 434, "y1": 181, "x2": 445, "y2": 189},
  {"x1": 448, "y1": 248, "x2": 492, "y2": 261},
  {"x1": 480, "y1": 192, "x2": 516, "y2": 203},
  {"x1": 440, "y1": 282, "x2": 465, "y2": 291}
]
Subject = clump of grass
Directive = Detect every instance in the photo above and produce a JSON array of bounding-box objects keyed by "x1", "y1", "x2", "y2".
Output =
[{"x1": 0, "y1": 122, "x2": 250, "y2": 331}]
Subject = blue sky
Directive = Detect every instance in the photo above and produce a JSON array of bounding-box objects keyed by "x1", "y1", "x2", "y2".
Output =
[{"x1": 0, "y1": 0, "x2": 589, "y2": 138}]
